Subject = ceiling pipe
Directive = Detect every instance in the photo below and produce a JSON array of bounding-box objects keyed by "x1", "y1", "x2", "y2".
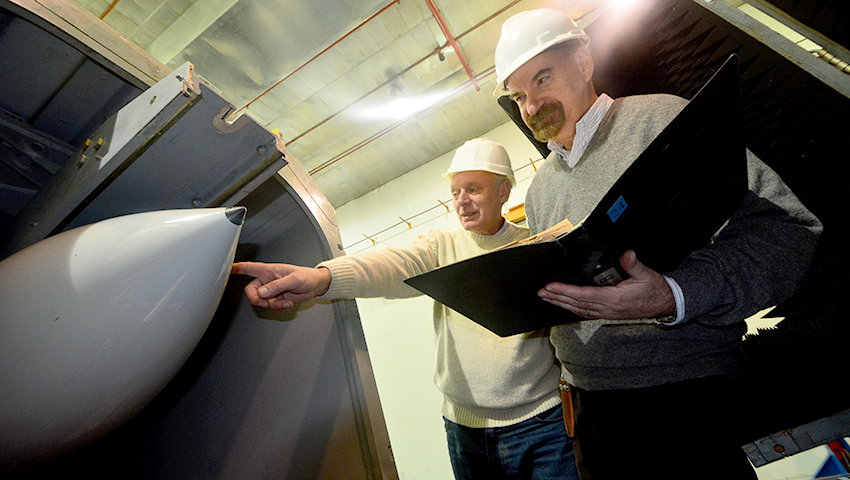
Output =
[
  {"x1": 306, "y1": 0, "x2": 602, "y2": 177},
  {"x1": 424, "y1": 0, "x2": 480, "y2": 91},
  {"x1": 309, "y1": 67, "x2": 496, "y2": 175},
  {"x1": 100, "y1": 0, "x2": 121, "y2": 19},
  {"x1": 234, "y1": 0, "x2": 400, "y2": 117},
  {"x1": 455, "y1": 0, "x2": 524, "y2": 42},
  {"x1": 290, "y1": 0, "x2": 527, "y2": 145},
  {"x1": 290, "y1": 48, "x2": 432, "y2": 144}
]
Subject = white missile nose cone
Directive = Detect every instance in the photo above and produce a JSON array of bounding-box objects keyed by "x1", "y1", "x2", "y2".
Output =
[{"x1": 0, "y1": 207, "x2": 245, "y2": 464}]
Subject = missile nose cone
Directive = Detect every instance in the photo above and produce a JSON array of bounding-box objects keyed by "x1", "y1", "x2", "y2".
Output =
[
  {"x1": 226, "y1": 206, "x2": 247, "y2": 226},
  {"x1": 0, "y1": 207, "x2": 245, "y2": 462}
]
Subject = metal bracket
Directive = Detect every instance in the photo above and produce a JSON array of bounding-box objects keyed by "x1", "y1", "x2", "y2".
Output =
[
  {"x1": 0, "y1": 106, "x2": 74, "y2": 176},
  {"x1": 212, "y1": 105, "x2": 250, "y2": 135}
]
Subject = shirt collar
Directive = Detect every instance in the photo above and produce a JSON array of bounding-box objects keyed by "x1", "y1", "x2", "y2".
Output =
[
  {"x1": 493, "y1": 219, "x2": 513, "y2": 236},
  {"x1": 548, "y1": 93, "x2": 614, "y2": 168}
]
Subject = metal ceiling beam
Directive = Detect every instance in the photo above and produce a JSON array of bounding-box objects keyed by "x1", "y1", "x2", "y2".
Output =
[
  {"x1": 308, "y1": 67, "x2": 495, "y2": 175},
  {"x1": 289, "y1": 1, "x2": 529, "y2": 146},
  {"x1": 744, "y1": 0, "x2": 850, "y2": 63},
  {"x1": 698, "y1": 0, "x2": 850, "y2": 98},
  {"x1": 298, "y1": 1, "x2": 534, "y2": 173},
  {"x1": 233, "y1": 1, "x2": 400, "y2": 118},
  {"x1": 424, "y1": 0, "x2": 480, "y2": 91}
]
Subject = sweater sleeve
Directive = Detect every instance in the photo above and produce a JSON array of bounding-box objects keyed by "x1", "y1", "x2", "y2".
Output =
[
  {"x1": 315, "y1": 231, "x2": 442, "y2": 300},
  {"x1": 666, "y1": 150, "x2": 822, "y2": 326}
]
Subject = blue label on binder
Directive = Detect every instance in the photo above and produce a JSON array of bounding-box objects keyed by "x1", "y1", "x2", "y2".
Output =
[{"x1": 607, "y1": 196, "x2": 627, "y2": 223}]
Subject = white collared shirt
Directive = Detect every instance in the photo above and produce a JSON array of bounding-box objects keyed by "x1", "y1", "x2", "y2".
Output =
[{"x1": 547, "y1": 93, "x2": 614, "y2": 168}]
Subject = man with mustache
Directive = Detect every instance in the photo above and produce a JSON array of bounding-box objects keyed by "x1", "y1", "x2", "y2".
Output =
[
  {"x1": 527, "y1": 103, "x2": 567, "y2": 144},
  {"x1": 494, "y1": 8, "x2": 822, "y2": 479},
  {"x1": 232, "y1": 138, "x2": 579, "y2": 480}
]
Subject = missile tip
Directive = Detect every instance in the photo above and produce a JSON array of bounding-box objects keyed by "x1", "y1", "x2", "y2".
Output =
[{"x1": 225, "y1": 206, "x2": 247, "y2": 226}]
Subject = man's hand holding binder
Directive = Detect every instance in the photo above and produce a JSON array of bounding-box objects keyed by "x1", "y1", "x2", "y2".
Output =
[{"x1": 537, "y1": 249, "x2": 676, "y2": 321}]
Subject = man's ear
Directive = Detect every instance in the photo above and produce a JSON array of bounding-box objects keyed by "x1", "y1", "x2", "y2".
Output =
[
  {"x1": 574, "y1": 46, "x2": 594, "y2": 83},
  {"x1": 499, "y1": 179, "x2": 511, "y2": 204}
]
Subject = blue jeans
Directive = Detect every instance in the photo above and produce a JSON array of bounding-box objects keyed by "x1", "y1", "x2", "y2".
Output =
[{"x1": 444, "y1": 405, "x2": 578, "y2": 480}]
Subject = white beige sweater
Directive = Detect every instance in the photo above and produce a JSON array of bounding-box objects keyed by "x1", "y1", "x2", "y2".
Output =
[{"x1": 317, "y1": 224, "x2": 561, "y2": 427}]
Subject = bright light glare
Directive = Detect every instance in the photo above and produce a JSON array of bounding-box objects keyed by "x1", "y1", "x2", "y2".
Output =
[
  {"x1": 583, "y1": 0, "x2": 644, "y2": 20},
  {"x1": 364, "y1": 92, "x2": 451, "y2": 119},
  {"x1": 603, "y1": 0, "x2": 641, "y2": 8}
]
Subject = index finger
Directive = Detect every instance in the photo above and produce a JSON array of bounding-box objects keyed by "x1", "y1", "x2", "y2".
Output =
[{"x1": 231, "y1": 261, "x2": 267, "y2": 277}]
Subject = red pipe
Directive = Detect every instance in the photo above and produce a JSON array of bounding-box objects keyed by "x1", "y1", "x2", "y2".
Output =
[
  {"x1": 235, "y1": 0, "x2": 399, "y2": 116},
  {"x1": 423, "y1": 0, "x2": 480, "y2": 91},
  {"x1": 455, "y1": 0, "x2": 524, "y2": 42},
  {"x1": 290, "y1": 49, "x2": 428, "y2": 144},
  {"x1": 100, "y1": 0, "x2": 121, "y2": 19},
  {"x1": 309, "y1": 67, "x2": 495, "y2": 175},
  {"x1": 290, "y1": 0, "x2": 527, "y2": 145},
  {"x1": 306, "y1": 0, "x2": 532, "y2": 174}
]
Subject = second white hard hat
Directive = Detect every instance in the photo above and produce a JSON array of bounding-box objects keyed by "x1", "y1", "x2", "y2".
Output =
[
  {"x1": 443, "y1": 138, "x2": 515, "y2": 187},
  {"x1": 493, "y1": 8, "x2": 589, "y2": 96}
]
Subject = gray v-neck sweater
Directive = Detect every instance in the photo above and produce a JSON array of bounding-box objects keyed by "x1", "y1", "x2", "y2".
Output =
[{"x1": 526, "y1": 94, "x2": 822, "y2": 390}]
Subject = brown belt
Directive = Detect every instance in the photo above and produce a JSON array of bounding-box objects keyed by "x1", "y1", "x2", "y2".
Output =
[{"x1": 559, "y1": 378, "x2": 574, "y2": 437}]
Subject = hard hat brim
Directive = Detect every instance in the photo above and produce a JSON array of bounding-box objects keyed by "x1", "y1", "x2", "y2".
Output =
[
  {"x1": 442, "y1": 170, "x2": 516, "y2": 188},
  {"x1": 493, "y1": 33, "x2": 589, "y2": 97}
]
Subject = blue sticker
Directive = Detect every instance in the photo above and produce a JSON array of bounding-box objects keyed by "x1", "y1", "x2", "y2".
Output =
[{"x1": 607, "y1": 195, "x2": 628, "y2": 223}]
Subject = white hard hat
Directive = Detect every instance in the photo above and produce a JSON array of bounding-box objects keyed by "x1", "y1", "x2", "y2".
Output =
[
  {"x1": 442, "y1": 138, "x2": 515, "y2": 187},
  {"x1": 493, "y1": 8, "x2": 590, "y2": 96}
]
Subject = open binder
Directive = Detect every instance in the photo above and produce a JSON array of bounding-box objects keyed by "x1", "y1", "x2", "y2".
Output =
[{"x1": 404, "y1": 55, "x2": 748, "y2": 337}]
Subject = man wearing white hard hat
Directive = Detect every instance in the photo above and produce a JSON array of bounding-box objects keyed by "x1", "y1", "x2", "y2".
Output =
[
  {"x1": 233, "y1": 138, "x2": 579, "y2": 480},
  {"x1": 494, "y1": 8, "x2": 821, "y2": 480}
]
